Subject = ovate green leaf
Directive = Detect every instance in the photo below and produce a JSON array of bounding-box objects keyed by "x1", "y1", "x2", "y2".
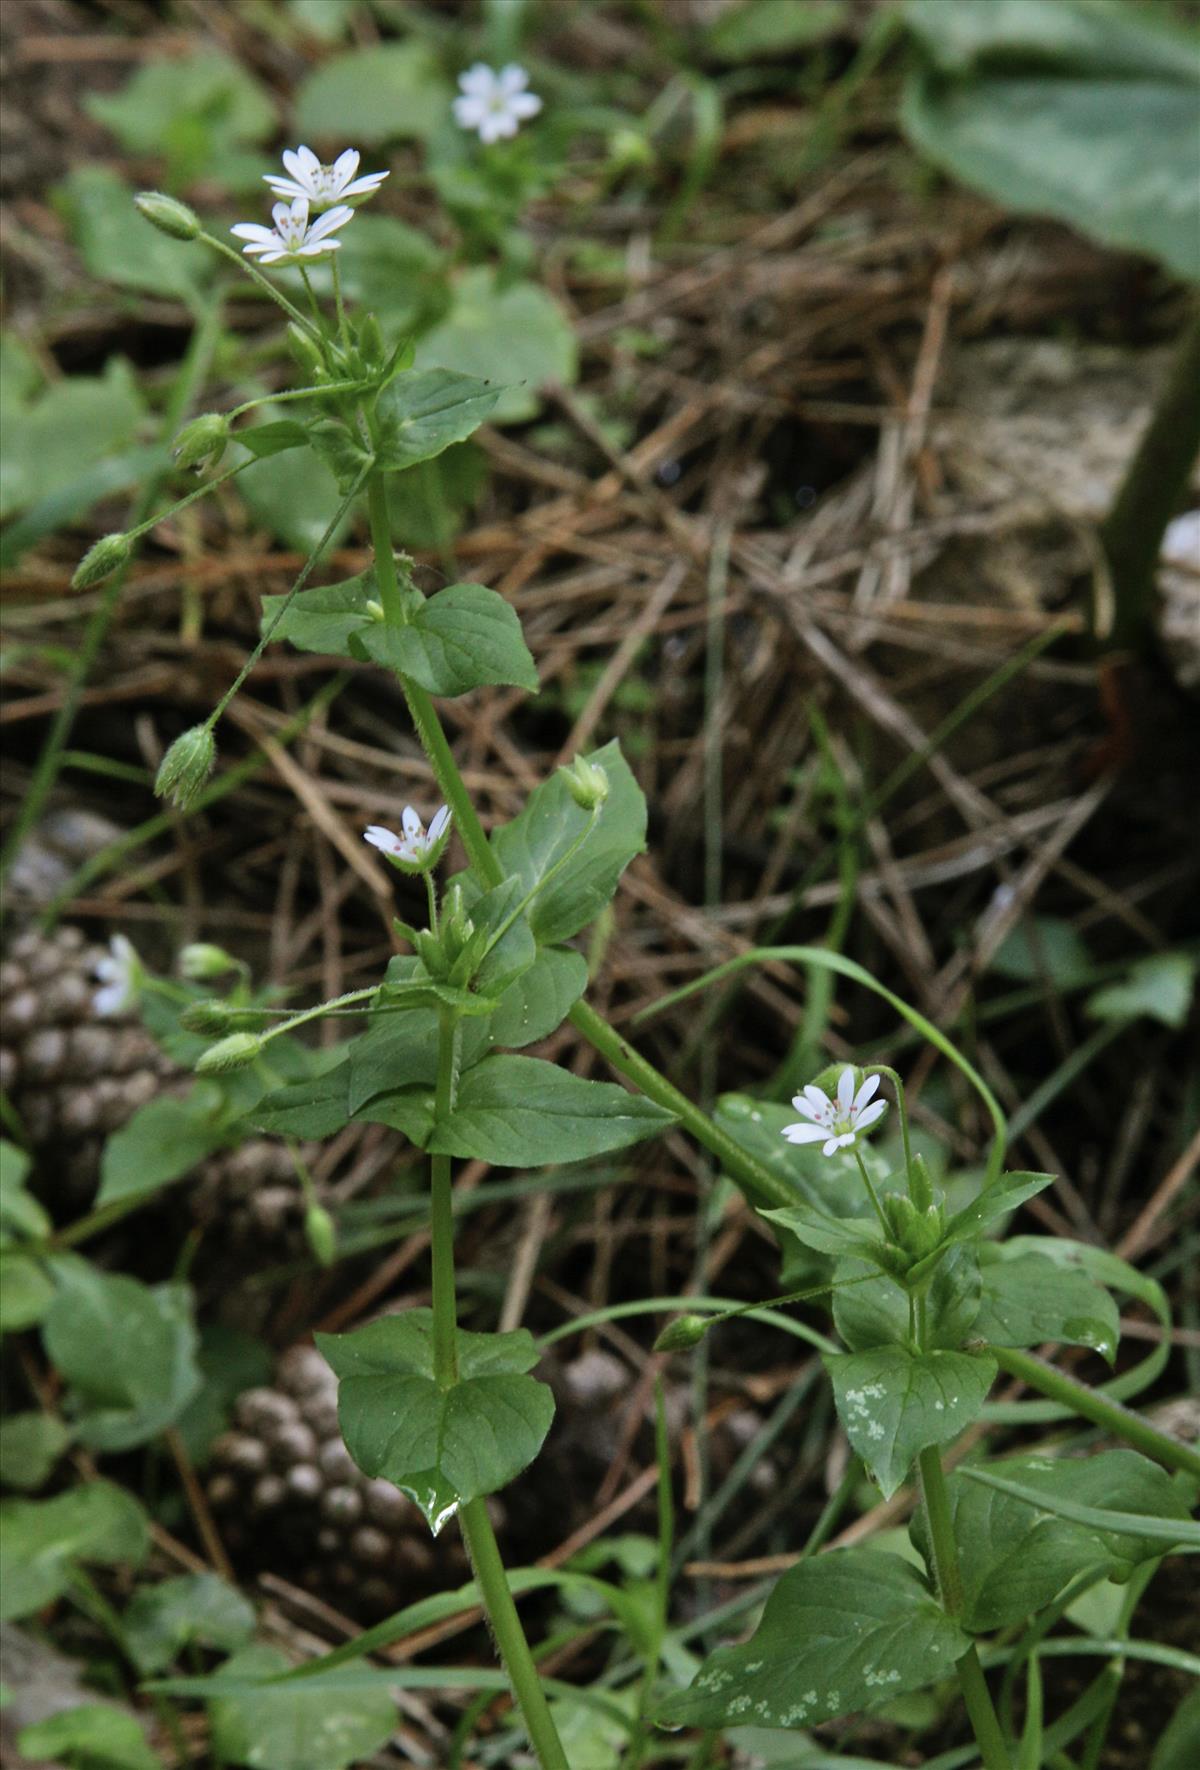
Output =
[
  {"x1": 374, "y1": 369, "x2": 500, "y2": 473},
  {"x1": 0, "y1": 1481, "x2": 148, "y2": 1621},
  {"x1": 317, "y1": 1311, "x2": 554, "y2": 1532},
  {"x1": 429, "y1": 1054, "x2": 675, "y2": 1166},
  {"x1": 658, "y1": 1548, "x2": 968, "y2": 1728},
  {"x1": 825, "y1": 1345, "x2": 996, "y2": 1498},
  {"x1": 209, "y1": 1643, "x2": 397, "y2": 1770}
]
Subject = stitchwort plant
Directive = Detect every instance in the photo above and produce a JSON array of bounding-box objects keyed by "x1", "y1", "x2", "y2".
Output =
[{"x1": 51, "y1": 144, "x2": 1200, "y2": 1770}]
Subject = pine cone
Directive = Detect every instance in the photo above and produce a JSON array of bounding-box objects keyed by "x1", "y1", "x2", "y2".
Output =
[
  {"x1": 191, "y1": 1141, "x2": 319, "y2": 1265},
  {"x1": 206, "y1": 1343, "x2": 465, "y2": 1616},
  {"x1": 0, "y1": 925, "x2": 173, "y2": 1201}
]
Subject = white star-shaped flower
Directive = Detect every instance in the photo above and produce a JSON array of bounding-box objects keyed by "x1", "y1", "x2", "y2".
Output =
[
  {"x1": 230, "y1": 197, "x2": 354, "y2": 266},
  {"x1": 364, "y1": 805, "x2": 452, "y2": 872},
  {"x1": 782, "y1": 1067, "x2": 886, "y2": 1158},
  {"x1": 92, "y1": 934, "x2": 142, "y2": 1018},
  {"x1": 452, "y1": 63, "x2": 542, "y2": 144},
  {"x1": 264, "y1": 145, "x2": 388, "y2": 211}
]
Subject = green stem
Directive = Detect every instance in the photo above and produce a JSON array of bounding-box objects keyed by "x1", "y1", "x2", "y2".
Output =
[
  {"x1": 853, "y1": 1147, "x2": 891, "y2": 1237},
  {"x1": 918, "y1": 1447, "x2": 1013, "y2": 1770},
  {"x1": 1100, "y1": 305, "x2": 1200, "y2": 653},
  {"x1": 431, "y1": 1009, "x2": 462, "y2": 1388},
  {"x1": 366, "y1": 471, "x2": 407, "y2": 627},
  {"x1": 331, "y1": 252, "x2": 350, "y2": 344},
  {"x1": 0, "y1": 293, "x2": 223, "y2": 898},
  {"x1": 989, "y1": 1345, "x2": 1200, "y2": 1478},
  {"x1": 458, "y1": 1498, "x2": 570, "y2": 1770},
  {"x1": 200, "y1": 233, "x2": 322, "y2": 342},
  {"x1": 427, "y1": 1011, "x2": 566, "y2": 1767}
]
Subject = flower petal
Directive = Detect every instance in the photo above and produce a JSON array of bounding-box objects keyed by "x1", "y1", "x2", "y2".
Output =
[
  {"x1": 499, "y1": 64, "x2": 530, "y2": 93},
  {"x1": 855, "y1": 1099, "x2": 886, "y2": 1130},
  {"x1": 264, "y1": 175, "x2": 307, "y2": 199},
  {"x1": 230, "y1": 223, "x2": 278, "y2": 243},
  {"x1": 332, "y1": 147, "x2": 360, "y2": 184},
  {"x1": 307, "y1": 204, "x2": 354, "y2": 241},
  {"x1": 401, "y1": 806, "x2": 422, "y2": 837},
  {"x1": 802, "y1": 1083, "x2": 831, "y2": 1114},
  {"x1": 295, "y1": 144, "x2": 321, "y2": 175},
  {"x1": 364, "y1": 825, "x2": 401, "y2": 855},
  {"x1": 836, "y1": 1067, "x2": 856, "y2": 1113},
  {"x1": 509, "y1": 92, "x2": 542, "y2": 119},
  {"x1": 458, "y1": 63, "x2": 496, "y2": 95},
  {"x1": 782, "y1": 1122, "x2": 829, "y2": 1144},
  {"x1": 854, "y1": 1073, "x2": 881, "y2": 1112},
  {"x1": 428, "y1": 805, "x2": 452, "y2": 843}
]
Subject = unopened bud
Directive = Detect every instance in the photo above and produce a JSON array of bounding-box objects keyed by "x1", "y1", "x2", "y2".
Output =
[
  {"x1": 155, "y1": 725, "x2": 216, "y2": 811},
  {"x1": 181, "y1": 1000, "x2": 243, "y2": 1036},
  {"x1": 134, "y1": 190, "x2": 201, "y2": 241},
  {"x1": 287, "y1": 322, "x2": 326, "y2": 378},
  {"x1": 357, "y1": 312, "x2": 385, "y2": 368},
  {"x1": 179, "y1": 942, "x2": 239, "y2": 981},
  {"x1": 195, "y1": 1031, "x2": 263, "y2": 1075},
  {"x1": 173, "y1": 412, "x2": 229, "y2": 471},
  {"x1": 654, "y1": 1313, "x2": 709, "y2": 1353},
  {"x1": 305, "y1": 1203, "x2": 337, "y2": 1267},
  {"x1": 72, "y1": 532, "x2": 131, "y2": 590},
  {"x1": 559, "y1": 754, "x2": 610, "y2": 811}
]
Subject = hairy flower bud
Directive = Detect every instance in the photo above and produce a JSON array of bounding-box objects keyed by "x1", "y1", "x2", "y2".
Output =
[
  {"x1": 654, "y1": 1313, "x2": 709, "y2": 1353},
  {"x1": 155, "y1": 725, "x2": 216, "y2": 811},
  {"x1": 305, "y1": 1203, "x2": 337, "y2": 1267},
  {"x1": 181, "y1": 1000, "x2": 244, "y2": 1036},
  {"x1": 559, "y1": 754, "x2": 610, "y2": 810},
  {"x1": 287, "y1": 322, "x2": 326, "y2": 379},
  {"x1": 179, "y1": 942, "x2": 240, "y2": 981},
  {"x1": 173, "y1": 412, "x2": 230, "y2": 471},
  {"x1": 72, "y1": 532, "x2": 131, "y2": 590},
  {"x1": 195, "y1": 1031, "x2": 264, "y2": 1075},
  {"x1": 134, "y1": 190, "x2": 201, "y2": 241}
]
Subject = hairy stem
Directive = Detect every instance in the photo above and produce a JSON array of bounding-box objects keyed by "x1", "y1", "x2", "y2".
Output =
[
  {"x1": 427, "y1": 1010, "x2": 567, "y2": 1768},
  {"x1": 989, "y1": 1345, "x2": 1200, "y2": 1478},
  {"x1": 918, "y1": 1447, "x2": 1012, "y2": 1770}
]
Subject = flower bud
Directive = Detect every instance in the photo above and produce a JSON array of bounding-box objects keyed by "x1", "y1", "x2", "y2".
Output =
[
  {"x1": 559, "y1": 754, "x2": 610, "y2": 811},
  {"x1": 305, "y1": 1203, "x2": 337, "y2": 1267},
  {"x1": 155, "y1": 725, "x2": 216, "y2": 811},
  {"x1": 287, "y1": 323, "x2": 326, "y2": 379},
  {"x1": 181, "y1": 1000, "x2": 243, "y2": 1036},
  {"x1": 654, "y1": 1313, "x2": 709, "y2": 1353},
  {"x1": 179, "y1": 942, "x2": 239, "y2": 981},
  {"x1": 134, "y1": 190, "x2": 201, "y2": 241},
  {"x1": 173, "y1": 412, "x2": 229, "y2": 471},
  {"x1": 357, "y1": 312, "x2": 386, "y2": 369},
  {"x1": 195, "y1": 1031, "x2": 264, "y2": 1075},
  {"x1": 72, "y1": 532, "x2": 131, "y2": 590}
]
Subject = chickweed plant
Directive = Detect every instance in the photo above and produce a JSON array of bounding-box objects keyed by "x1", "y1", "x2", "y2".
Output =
[{"x1": 14, "y1": 120, "x2": 1198, "y2": 1770}]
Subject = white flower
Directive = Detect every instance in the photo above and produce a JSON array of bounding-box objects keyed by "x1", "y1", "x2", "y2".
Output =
[
  {"x1": 364, "y1": 805, "x2": 452, "y2": 870},
  {"x1": 453, "y1": 63, "x2": 542, "y2": 144},
  {"x1": 230, "y1": 197, "x2": 354, "y2": 266},
  {"x1": 264, "y1": 145, "x2": 388, "y2": 210},
  {"x1": 92, "y1": 934, "x2": 141, "y2": 1018},
  {"x1": 782, "y1": 1067, "x2": 886, "y2": 1158}
]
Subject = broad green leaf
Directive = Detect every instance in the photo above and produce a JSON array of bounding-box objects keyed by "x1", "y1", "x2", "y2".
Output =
[
  {"x1": 86, "y1": 47, "x2": 275, "y2": 152},
  {"x1": 957, "y1": 1462, "x2": 1200, "y2": 1548},
  {"x1": 833, "y1": 1247, "x2": 982, "y2": 1352},
  {"x1": 989, "y1": 915, "x2": 1095, "y2": 985},
  {"x1": 124, "y1": 1573, "x2": 256, "y2": 1674},
  {"x1": 901, "y1": 0, "x2": 1200, "y2": 279},
  {"x1": 761, "y1": 1202, "x2": 884, "y2": 1262},
  {"x1": 240, "y1": 422, "x2": 353, "y2": 552},
  {"x1": 414, "y1": 269, "x2": 578, "y2": 424},
  {"x1": 317, "y1": 1310, "x2": 554, "y2": 1532},
  {"x1": 209, "y1": 1642, "x2": 397, "y2": 1770},
  {"x1": 489, "y1": 945, "x2": 589, "y2": 1048},
  {"x1": 706, "y1": 0, "x2": 848, "y2": 60},
  {"x1": 428, "y1": 1054, "x2": 676, "y2": 1167},
  {"x1": 18, "y1": 1704, "x2": 161, "y2": 1770},
  {"x1": 388, "y1": 443, "x2": 485, "y2": 549},
  {"x1": 0, "y1": 347, "x2": 146, "y2": 521},
  {"x1": 98, "y1": 1092, "x2": 227, "y2": 1206},
  {"x1": 0, "y1": 1481, "x2": 148, "y2": 1621},
  {"x1": 355, "y1": 582, "x2": 538, "y2": 696},
  {"x1": 658, "y1": 1547, "x2": 968, "y2": 1728},
  {"x1": 1087, "y1": 952, "x2": 1196, "y2": 1028},
  {"x1": 912, "y1": 1450, "x2": 1195, "y2": 1631},
  {"x1": 374, "y1": 369, "x2": 500, "y2": 473},
  {"x1": 337, "y1": 213, "x2": 446, "y2": 336},
  {"x1": 295, "y1": 42, "x2": 451, "y2": 145},
  {"x1": 492, "y1": 739, "x2": 647, "y2": 944},
  {"x1": 0, "y1": 1411, "x2": 71, "y2": 1491},
  {"x1": 974, "y1": 1246, "x2": 1120, "y2": 1362},
  {"x1": 252, "y1": 1057, "x2": 351, "y2": 1138},
  {"x1": 348, "y1": 1011, "x2": 463, "y2": 1115},
  {"x1": 0, "y1": 1141, "x2": 48, "y2": 1237},
  {"x1": 261, "y1": 568, "x2": 376, "y2": 658},
  {"x1": 0, "y1": 1253, "x2": 56, "y2": 1332},
  {"x1": 56, "y1": 168, "x2": 207, "y2": 302},
  {"x1": 941, "y1": 1170, "x2": 1055, "y2": 1245},
  {"x1": 237, "y1": 419, "x2": 311, "y2": 460},
  {"x1": 825, "y1": 1346, "x2": 996, "y2": 1498},
  {"x1": 42, "y1": 1263, "x2": 202, "y2": 1451},
  {"x1": 464, "y1": 877, "x2": 538, "y2": 998}
]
